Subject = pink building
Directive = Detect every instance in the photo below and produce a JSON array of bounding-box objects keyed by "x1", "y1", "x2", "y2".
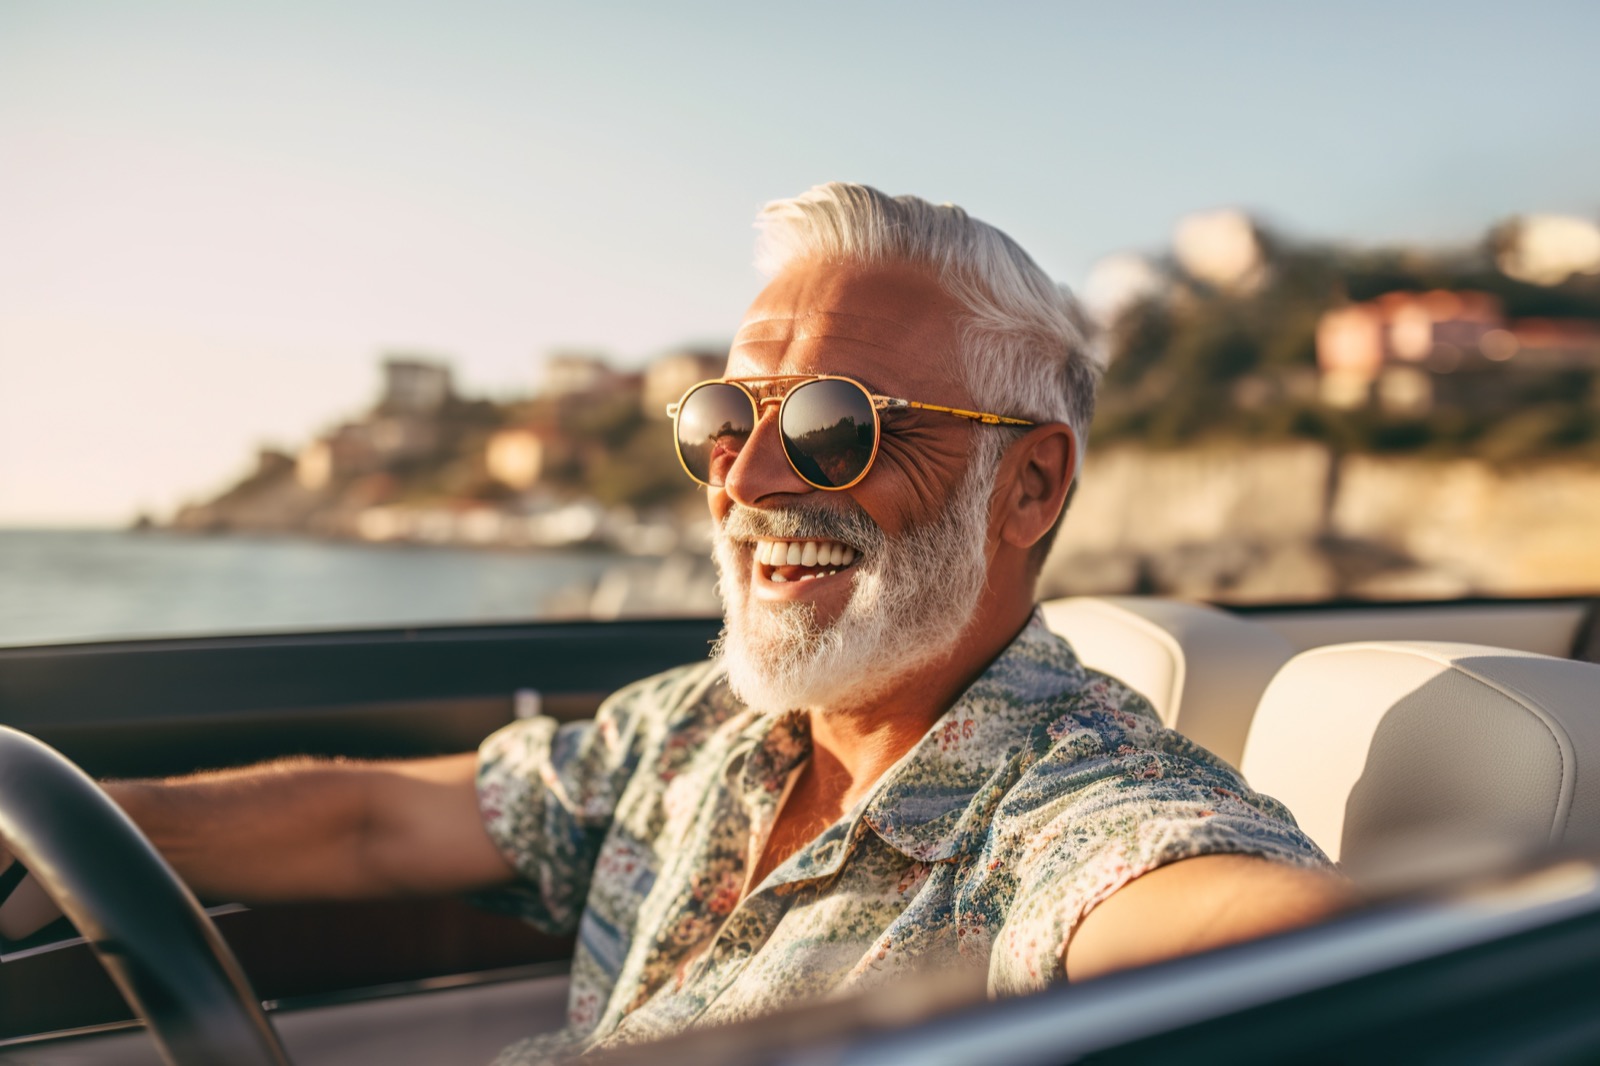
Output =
[{"x1": 1314, "y1": 290, "x2": 1598, "y2": 413}]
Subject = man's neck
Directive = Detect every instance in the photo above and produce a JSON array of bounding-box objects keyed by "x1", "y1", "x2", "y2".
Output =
[
  {"x1": 744, "y1": 597, "x2": 1034, "y2": 893},
  {"x1": 804, "y1": 596, "x2": 1035, "y2": 808},
  {"x1": 804, "y1": 704, "x2": 939, "y2": 810}
]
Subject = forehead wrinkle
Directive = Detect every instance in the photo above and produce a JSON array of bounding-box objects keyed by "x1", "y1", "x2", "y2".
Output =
[
  {"x1": 792, "y1": 330, "x2": 896, "y2": 353},
  {"x1": 741, "y1": 308, "x2": 923, "y2": 325},
  {"x1": 732, "y1": 332, "x2": 896, "y2": 358},
  {"x1": 729, "y1": 323, "x2": 901, "y2": 378},
  {"x1": 735, "y1": 308, "x2": 931, "y2": 342}
]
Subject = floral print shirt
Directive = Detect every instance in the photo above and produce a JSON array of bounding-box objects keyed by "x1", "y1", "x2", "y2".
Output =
[{"x1": 475, "y1": 613, "x2": 1330, "y2": 1060}]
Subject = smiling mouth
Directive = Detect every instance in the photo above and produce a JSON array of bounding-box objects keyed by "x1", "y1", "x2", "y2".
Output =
[{"x1": 752, "y1": 538, "x2": 860, "y2": 583}]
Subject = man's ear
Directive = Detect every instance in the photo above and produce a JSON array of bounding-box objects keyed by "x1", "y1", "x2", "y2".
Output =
[{"x1": 995, "y1": 423, "x2": 1076, "y2": 552}]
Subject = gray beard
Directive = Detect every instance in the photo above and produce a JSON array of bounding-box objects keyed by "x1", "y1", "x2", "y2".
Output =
[{"x1": 710, "y1": 455, "x2": 997, "y2": 715}]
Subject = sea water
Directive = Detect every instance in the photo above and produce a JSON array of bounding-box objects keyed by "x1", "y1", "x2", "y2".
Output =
[{"x1": 0, "y1": 528, "x2": 651, "y2": 647}]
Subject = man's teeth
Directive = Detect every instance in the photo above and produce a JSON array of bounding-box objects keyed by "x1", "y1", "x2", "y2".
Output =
[{"x1": 753, "y1": 539, "x2": 857, "y2": 569}]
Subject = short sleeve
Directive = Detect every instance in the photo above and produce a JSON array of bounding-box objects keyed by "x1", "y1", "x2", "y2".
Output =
[
  {"x1": 473, "y1": 674, "x2": 670, "y2": 935},
  {"x1": 985, "y1": 728, "x2": 1333, "y2": 995}
]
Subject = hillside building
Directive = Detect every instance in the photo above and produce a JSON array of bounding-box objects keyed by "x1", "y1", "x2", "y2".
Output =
[
  {"x1": 380, "y1": 357, "x2": 453, "y2": 415},
  {"x1": 1315, "y1": 290, "x2": 1600, "y2": 414}
]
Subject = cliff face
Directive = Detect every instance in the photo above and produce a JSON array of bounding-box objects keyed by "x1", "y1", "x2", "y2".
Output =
[
  {"x1": 1040, "y1": 445, "x2": 1600, "y2": 602},
  {"x1": 1331, "y1": 455, "x2": 1600, "y2": 595}
]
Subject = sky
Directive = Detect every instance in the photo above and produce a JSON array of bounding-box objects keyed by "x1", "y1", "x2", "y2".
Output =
[{"x1": 2, "y1": 0, "x2": 1598, "y2": 525}]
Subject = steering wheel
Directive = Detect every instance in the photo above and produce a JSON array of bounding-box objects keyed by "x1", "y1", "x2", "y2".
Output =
[{"x1": 0, "y1": 725, "x2": 291, "y2": 1066}]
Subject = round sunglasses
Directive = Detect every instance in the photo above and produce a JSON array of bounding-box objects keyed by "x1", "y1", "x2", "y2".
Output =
[{"x1": 667, "y1": 375, "x2": 1034, "y2": 492}]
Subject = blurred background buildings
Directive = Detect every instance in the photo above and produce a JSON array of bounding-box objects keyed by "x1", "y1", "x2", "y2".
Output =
[{"x1": 157, "y1": 207, "x2": 1600, "y2": 614}]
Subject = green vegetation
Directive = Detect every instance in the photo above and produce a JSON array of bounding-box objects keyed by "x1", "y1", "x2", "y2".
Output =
[{"x1": 1093, "y1": 236, "x2": 1600, "y2": 463}]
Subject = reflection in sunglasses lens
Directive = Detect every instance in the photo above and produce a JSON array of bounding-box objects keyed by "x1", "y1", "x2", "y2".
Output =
[
  {"x1": 677, "y1": 384, "x2": 754, "y2": 486},
  {"x1": 781, "y1": 379, "x2": 875, "y2": 488}
]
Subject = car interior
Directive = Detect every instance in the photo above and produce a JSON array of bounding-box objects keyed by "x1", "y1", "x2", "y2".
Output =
[{"x1": 2, "y1": 594, "x2": 1598, "y2": 1064}]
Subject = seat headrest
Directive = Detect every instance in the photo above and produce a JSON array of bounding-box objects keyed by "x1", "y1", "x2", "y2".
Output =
[
  {"x1": 1039, "y1": 596, "x2": 1294, "y2": 769},
  {"x1": 1240, "y1": 641, "x2": 1600, "y2": 869}
]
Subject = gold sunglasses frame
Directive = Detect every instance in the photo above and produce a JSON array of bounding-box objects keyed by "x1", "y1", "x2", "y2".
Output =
[{"x1": 666, "y1": 374, "x2": 1035, "y2": 492}]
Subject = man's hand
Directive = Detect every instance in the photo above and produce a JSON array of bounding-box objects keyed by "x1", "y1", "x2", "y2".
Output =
[
  {"x1": 102, "y1": 754, "x2": 518, "y2": 905},
  {"x1": 1064, "y1": 855, "x2": 1351, "y2": 982}
]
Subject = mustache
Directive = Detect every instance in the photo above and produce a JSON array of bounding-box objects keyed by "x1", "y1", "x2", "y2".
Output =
[{"x1": 717, "y1": 503, "x2": 883, "y2": 553}]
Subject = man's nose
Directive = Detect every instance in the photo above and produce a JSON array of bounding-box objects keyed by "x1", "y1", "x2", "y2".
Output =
[{"x1": 721, "y1": 407, "x2": 815, "y2": 507}]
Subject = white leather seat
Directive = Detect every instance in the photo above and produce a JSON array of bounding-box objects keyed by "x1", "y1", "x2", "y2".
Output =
[
  {"x1": 1039, "y1": 596, "x2": 1295, "y2": 769},
  {"x1": 1240, "y1": 641, "x2": 1600, "y2": 873}
]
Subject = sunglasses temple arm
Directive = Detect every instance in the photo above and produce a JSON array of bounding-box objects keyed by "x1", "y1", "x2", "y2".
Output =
[{"x1": 877, "y1": 397, "x2": 1034, "y2": 427}]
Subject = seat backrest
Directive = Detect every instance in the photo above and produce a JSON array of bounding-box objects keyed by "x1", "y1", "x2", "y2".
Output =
[
  {"x1": 1240, "y1": 641, "x2": 1600, "y2": 870},
  {"x1": 1039, "y1": 596, "x2": 1295, "y2": 769}
]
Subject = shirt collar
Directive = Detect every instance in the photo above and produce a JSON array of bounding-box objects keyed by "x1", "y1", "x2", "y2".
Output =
[
  {"x1": 856, "y1": 612, "x2": 1091, "y2": 863},
  {"x1": 719, "y1": 612, "x2": 1091, "y2": 870}
]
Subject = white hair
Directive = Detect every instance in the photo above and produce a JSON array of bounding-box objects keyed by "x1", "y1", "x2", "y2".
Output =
[{"x1": 753, "y1": 182, "x2": 1099, "y2": 454}]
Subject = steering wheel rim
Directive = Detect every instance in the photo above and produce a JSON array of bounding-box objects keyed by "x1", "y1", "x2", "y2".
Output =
[{"x1": 0, "y1": 725, "x2": 291, "y2": 1066}]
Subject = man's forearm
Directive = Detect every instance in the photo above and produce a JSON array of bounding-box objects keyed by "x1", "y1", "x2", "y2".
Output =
[
  {"x1": 104, "y1": 753, "x2": 514, "y2": 905},
  {"x1": 106, "y1": 758, "x2": 372, "y2": 904}
]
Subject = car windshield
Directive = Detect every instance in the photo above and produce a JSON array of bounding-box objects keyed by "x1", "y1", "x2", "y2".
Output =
[{"x1": 3, "y1": 7, "x2": 1598, "y2": 646}]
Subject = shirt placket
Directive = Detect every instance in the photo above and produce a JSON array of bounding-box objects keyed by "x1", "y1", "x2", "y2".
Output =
[
  {"x1": 609, "y1": 713, "x2": 810, "y2": 1020},
  {"x1": 674, "y1": 792, "x2": 880, "y2": 1026}
]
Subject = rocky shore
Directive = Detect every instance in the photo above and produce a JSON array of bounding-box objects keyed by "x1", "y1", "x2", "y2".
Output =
[{"x1": 1040, "y1": 444, "x2": 1600, "y2": 602}]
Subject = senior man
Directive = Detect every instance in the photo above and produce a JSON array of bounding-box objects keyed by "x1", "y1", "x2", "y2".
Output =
[{"x1": 1, "y1": 184, "x2": 1343, "y2": 1058}]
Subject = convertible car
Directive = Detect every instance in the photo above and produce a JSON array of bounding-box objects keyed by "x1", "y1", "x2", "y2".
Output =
[{"x1": 1, "y1": 592, "x2": 1598, "y2": 1064}]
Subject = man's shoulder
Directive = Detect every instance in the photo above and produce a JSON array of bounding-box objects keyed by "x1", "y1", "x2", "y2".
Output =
[
  {"x1": 976, "y1": 631, "x2": 1328, "y2": 877},
  {"x1": 1017, "y1": 662, "x2": 1243, "y2": 792},
  {"x1": 594, "y1": 656, "x2": 745, "y2": 740},
  {"x1": 982, "y1": 618, "x2": 1261, "y2": 800},
  {"x1": 975, "y1": 615, "x2": 1166, "y2": 742},
  {"x1": 996, "y1": 633, "x2": 1316, "y2": 848}
]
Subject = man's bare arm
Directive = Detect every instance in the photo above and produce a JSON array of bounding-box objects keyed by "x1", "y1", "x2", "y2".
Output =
[
  {"x1": 1063, "y1": 855, "x2": 1351, "y2": 982},
  {"x1": 101, "y1": 754, "x2": 517, "y2": 904}
]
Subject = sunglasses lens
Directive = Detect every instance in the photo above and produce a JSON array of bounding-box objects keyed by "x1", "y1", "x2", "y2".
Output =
[
  {"x1": 675, "y1": 383, "x2": 755, "y2": 486},
  {"x1": 780, "y1": 379, "x2": 877, "y2": 488}
]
